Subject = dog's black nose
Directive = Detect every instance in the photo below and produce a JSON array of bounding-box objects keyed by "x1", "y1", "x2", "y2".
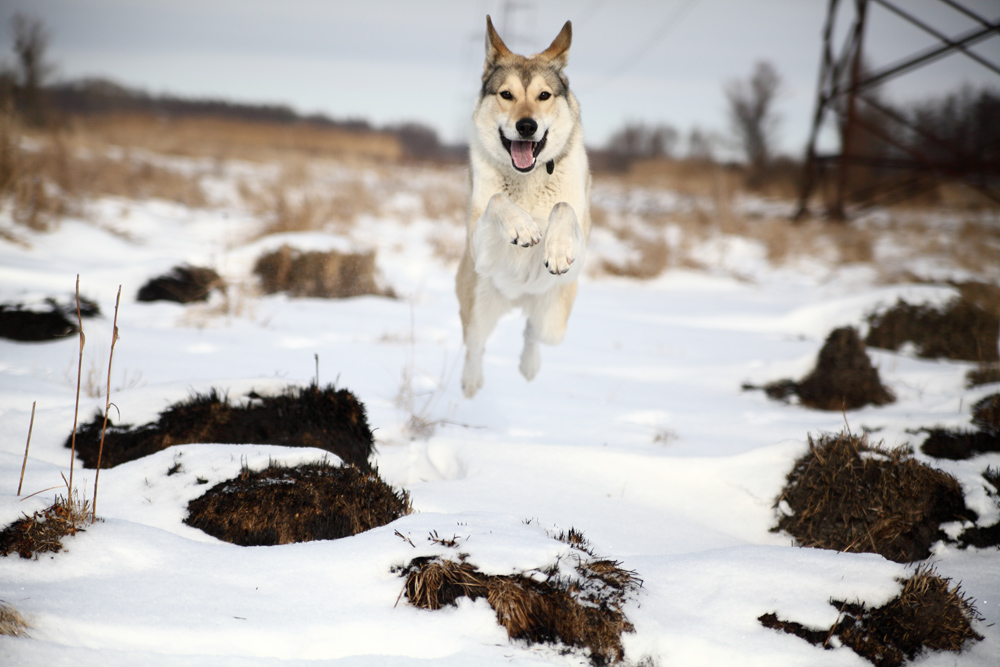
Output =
[{"x1": 515, "y1": 118, "x2": 538, "y2": 138}]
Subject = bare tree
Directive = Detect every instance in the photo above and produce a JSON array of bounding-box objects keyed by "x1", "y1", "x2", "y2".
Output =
[
  {"x1": 10, "y1": 13, "x2": 53, "y2": 125},
  {"x1": 724, "y1": 61, "x2": 782, "y2": 177},
  {"x1": 604, "y1": 121, "x2": 679, "y2": 171}
]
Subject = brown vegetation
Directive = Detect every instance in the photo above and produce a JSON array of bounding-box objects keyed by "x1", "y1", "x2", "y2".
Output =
[
  {"x1": 760, "y1": 566, "x2": 982, "y2": 666},
  {"x1": 774, "y1": 430, "x2": 973, "y2": 562},
  {"x1": 865, "y1": 285, "x2": 1000, "y2": 363},
  {"x1": 66, "y1": 384, "x2": 375, "y2": 469},
  {"x1": 0, "y1": 602, "x2": 29, "y2": 637},
  {"x1": 396, "y1": 529, "x2": 639, "y2": 667},
  {"x1": 0, "y1": 295, "x2": 99, "y2": 341},
  {"x1": 67, "y1": 113, "x2": 402, "y2": 163},
  {"x1": 0, "y1": 495, "x2": 92, "y2": 559},
  {"x1": 755, "y1": 327, "x2": 894, "y2": 411},
  {"x1": 918, "y1": 393, "x2": 1000, "y2": 461},
  {"x1": 254, "y1": 245, "x2": 393, "y2": 299},
  {"x1": 185, "y1": 461, "x2": 410, "y2": 546},
  {"x1": 137, "y1": 265, "x2": 225, "y2": 303}
]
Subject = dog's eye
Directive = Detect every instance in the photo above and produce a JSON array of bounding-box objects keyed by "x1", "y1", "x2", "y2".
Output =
[
  {"x1": 499, "y1": 91, "x2": 513, "y2": 100},
  {"x1": 538, "y1": 91, "x2": 552, "y2": 101}
]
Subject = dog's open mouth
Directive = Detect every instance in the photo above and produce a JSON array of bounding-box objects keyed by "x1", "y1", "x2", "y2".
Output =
[{"x1": 500, "y1": 130, "x2": 547, "y2": 172}]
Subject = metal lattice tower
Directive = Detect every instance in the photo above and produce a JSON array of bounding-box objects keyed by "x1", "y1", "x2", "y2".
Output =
[{"x1": 794, "y1": 0, "x2": 1000, "y2": 221}]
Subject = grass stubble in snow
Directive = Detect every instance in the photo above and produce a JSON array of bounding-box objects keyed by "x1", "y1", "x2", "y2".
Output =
[{"x1": 0, "y1": 129, "x2": 999, "y2": 665}]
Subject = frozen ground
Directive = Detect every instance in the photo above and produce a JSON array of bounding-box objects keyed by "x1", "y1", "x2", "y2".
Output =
[{"x1": 1, "y1": 156, "x2": 998, "y2": 666}]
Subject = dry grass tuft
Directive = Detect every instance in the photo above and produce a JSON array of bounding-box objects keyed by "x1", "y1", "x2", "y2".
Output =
[
  {"x1": 0, "y1": 494, "x2": 93, "y2": 559},
  {"x1": 254, "y1": 244, "x2": 393, "y2": 299},
  {"x1": 972, "y1": 393, "x2": 1000, "y2": 433},
  {"x1": 0, "y1": 602, "x2": 29, "y2": 637},
  {"x1": 185, "y1": 461, "x2": 410, "y2": 546},
  {"x1": 397, "y1": 529, "x2": 639, "y2": 666},
  {"x1": 918, "y1": 392, "x2": 1000, "y2": 461},
  {"x1": 0, "y1": 295, "x2": 99, "y2": 342},
  {"x1": 967, "y1": 363, "x2": 1000, "y2": 389},
  {"x1": 66, "y1": 384, "x2": 375, "y2": 469},
  {"x1": 774, "y1": 429, "x2": 973, "y2": 562},
  {"x1": 137, "y1": 265, "x2": 225, "y2": 303},
  {"x1": 761, "y1": 565, "x2": 982, "y2": 666},
  {"x1": 865, "y1": 287, "x2": 1000, "y2": 363},
  {"x1": 756, "y1": 327, "x2": 894, "y2": 411}
]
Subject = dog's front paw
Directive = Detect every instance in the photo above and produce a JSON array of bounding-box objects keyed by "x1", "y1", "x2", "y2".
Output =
[
  {"x1": 543, "y1": 229, "x2": 576, "y2": 275},
  {"x1": 503, "y1": 209, "x2": 541, "y2": 248}
]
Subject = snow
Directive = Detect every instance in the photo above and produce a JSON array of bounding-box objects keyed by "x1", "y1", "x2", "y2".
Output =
[{"x1": 1, "y1": 154, "x2": 999, "y2": 666}]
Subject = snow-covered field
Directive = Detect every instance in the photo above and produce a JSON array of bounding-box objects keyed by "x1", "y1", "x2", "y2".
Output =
[{"x1": 1, "y1": 152, "x2": 998, "y2": 666}]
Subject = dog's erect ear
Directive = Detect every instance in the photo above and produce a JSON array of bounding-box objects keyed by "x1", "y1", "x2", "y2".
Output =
[
  {"x1": 485, "y1": 15, "x2": 512, "y2": 66},
  {"x1": 538, "y1": 21, "x2": 572, "y2": 69}
]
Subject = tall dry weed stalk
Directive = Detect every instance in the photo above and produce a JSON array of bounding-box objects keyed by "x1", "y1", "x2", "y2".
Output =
[
  {"x1": 17, "y1": 401, "x2": 36, "y2": 495},
  {"x1": 67, "y1": 275, "x2": 84, "y2": 497},
  {"x1": 92, "y1": 285, "x2": 121, "y2": 521}
]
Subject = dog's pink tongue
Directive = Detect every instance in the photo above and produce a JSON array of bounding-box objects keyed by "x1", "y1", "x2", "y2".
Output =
[{"x1": 511, "y1": 140, "x2": 535, "y2": 169}]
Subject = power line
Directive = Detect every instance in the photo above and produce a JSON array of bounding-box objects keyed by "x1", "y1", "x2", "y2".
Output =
[{"x1": 591, "y1": 0, "x2": 699, "y2": 90}]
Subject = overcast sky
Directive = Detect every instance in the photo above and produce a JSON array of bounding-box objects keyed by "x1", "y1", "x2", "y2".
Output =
[{"x1": 1, "y1": 0, "x2": 997, "y2": 156}]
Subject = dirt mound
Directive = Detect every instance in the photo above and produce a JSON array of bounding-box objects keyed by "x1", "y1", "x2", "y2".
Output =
[
  {"x1": 958, "y1": 467, "x2": 1000, "y2": 549},
  {"x1": 396, "y1": 529, "x2": 639, "y2": 667},
  {"x1": 254, "y1": 244, "x2": 393, "y2": 298},
  {"x1": 0, "y1": 496, "x2": 91, "y2": 559},
  {"x1": 967, "y1": 363, "x2": 1000, "y2": 388},
  {"x1": 760, "y1": 566, "x2": 982, "y2": 666},
  {"x1": 185, "y1": 461, "x2": 410, "y2": 546},
  {"x1": 920, "y1": 428, "x2": 1000, "y2": 460},
  {"x1": 759, "y1": 327, "x2": 895, "y2": 411},
  {"x1": 137, "y1": 265, "x2": 225, "y2": 303},
  {"x1": 0, "y1": 296, "x2": 100, "y2": 342},
  {"x1": 66, "y1": 384, "x2": 374, "y2": 469},
  {"x1": 865, "y1": 287, "x2": 1000, "y2": 363},
  {"x1": 972, "y1": 393, "x2": 1000, "y2": 433},
  {"x1": 774, "y1": 430, "x2": 973, "y2": 562},
  {"x1": 918, "y1": 393, "x2": 1000, "y2": 460}
]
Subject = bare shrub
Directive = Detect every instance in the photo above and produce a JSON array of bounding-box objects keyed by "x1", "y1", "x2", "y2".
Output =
[
  {"x1": 724, "y1": 61, "x2": 782, "y2": 186},
  {"x1": 774, "y1": 429, "x2": 972, "y2": 562},
  {"x1": 185, "y1": 461, "x2": 410, "y2": 546},
  {"x1": 761, "y1": 565, "x2": 982, "y2": 666}
]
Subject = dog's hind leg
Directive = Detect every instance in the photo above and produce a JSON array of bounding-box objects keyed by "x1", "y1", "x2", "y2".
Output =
[
  {"x1": 461, "y1": 281, "x2": 510, "y2": 398},
  {"x1": 519, "y1": 281, "x2": 578, "y2": 381}
]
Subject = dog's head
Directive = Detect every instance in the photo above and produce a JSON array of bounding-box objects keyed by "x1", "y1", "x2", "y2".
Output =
[{"x1": 473, "y1": 16, "x2": 579, "y2": 175}]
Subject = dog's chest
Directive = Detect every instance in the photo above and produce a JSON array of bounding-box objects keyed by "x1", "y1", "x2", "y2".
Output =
[{"x1": 493, "y1": 171, "x2": 567, "y2": 220}]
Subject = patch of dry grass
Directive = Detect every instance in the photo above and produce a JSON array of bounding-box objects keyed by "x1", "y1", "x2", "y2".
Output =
[
  {"x1": 0, "y1": 602, "x2": 29, "y2": 637},
  {"x1": 67, "y1": 113, "x2": 403, "y2": 163},
  {"x1": 761, "y1": 565, "x2": 982, "y2": 666},
  {"x1": 186, "y1": 461, "x2": 411, "y2": 546},
  {"x1": 0, "y1": 494, "x2": 93, "y2": 559},
  {"x1": 774, "y1": 429, "x2": 972, "y2": 562},
  {"x1": 1, "y1": 108, "x2": 210, "y2": 232},
  {"x1": 396, "y1": 528, "x2": 640, "y2": 666},
  {"x1": 253, "y1": 245, "x2": 393, "y2": 299}
]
